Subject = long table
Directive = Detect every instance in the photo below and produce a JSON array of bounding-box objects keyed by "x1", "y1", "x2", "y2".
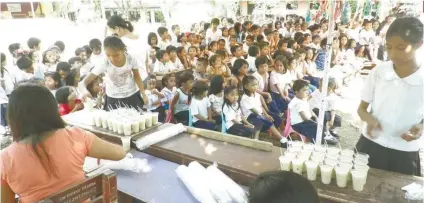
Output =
[{"x1": 63, "y1": 118, "x2": 423, "y2": 203}]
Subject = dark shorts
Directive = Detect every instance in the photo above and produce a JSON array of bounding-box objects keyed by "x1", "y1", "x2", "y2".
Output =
[
  {"x1": 312, "y1": 108, "x2": 342, "y2": 131},
  {"x1": 174, "y1": 110, "x2": 189, "y2": 125},
  {"x1": 1, "y1": 103, "x2": 7, "y2": 127},
  {"x1": 104, "y1": 92, "x2": 144, "y2": 111},
  {"x1": 292, "y1": 120, "x2": 317, "y2": 141},
  {"x1": 247, "y1": 112, "x2": 281, "y2": 131},
  {"x1": 355, "y1": 135, "x2": 421, "y2": 176},
  {"x1": 193, "y1": 120, "x2": 215, "y2": 131},
  {"x1": 227, "y1": 123, "x2": 255, "y2": 138},
  {"x1": 270, "y1": 92, "x2": 289, "y2": 112}
]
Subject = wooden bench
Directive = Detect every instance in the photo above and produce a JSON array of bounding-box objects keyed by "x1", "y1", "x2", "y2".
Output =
[{"x1": 37, "y1": 169, "x2": 117, "y2": 203}]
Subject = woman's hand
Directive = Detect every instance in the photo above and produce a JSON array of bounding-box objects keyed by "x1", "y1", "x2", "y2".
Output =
[{"x1": 401, "y1": 124, "x2": 423, "y2": 142}]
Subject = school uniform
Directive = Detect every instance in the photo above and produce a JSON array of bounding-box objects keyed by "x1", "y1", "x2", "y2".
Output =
[
  {"x1": 146, "y1": 89, "x2": 165, "y2": 122},
  {"x1": 288, "y1": 97, "x2": 317, "y2": 141},
  {"x1": 168, "y1": 58, "x2": 184, "y2": 71},
  {"x1": 190, "y1": 97, "x2": 215, "y2": 130},
  {"x1": 158, "y1": 40, "x2": 171, "y2": 51},
  {"x1": 253, "y1": 71, "x2": 281, "y2": 115},
  {"x1": 246, "y1": 56, "x2": 257, "y2": 73},
  {"x1": 240, "y1": 92, "x2": 281, "y2": 132},
  {"x1": 208, "y1": 94, "x2": 223, "y2": 125},
  {"x1": 355, "y1": 62, "x2": 424, "y2": 176},
  {"x1": 161, "y1": 86, "x2": 177, "y2": 111},
  {"x1": 173, "y1": 88, "x2": 190, "y2": 125},
  {"x1": 153, "y1": 61, "x2": 173, "y2": 74},
  {"x1": 269, "y1": 71, "x2": 290, "y2": 112},
  {"x1": 309, "y1": 89, "x2": 342, "y2": 132},
  {"x1": 223, "y1": 103, "x2": 255, "y2": 138},
  {"x1": 205, "y1": 28, "x2": 222, "y2": 44}
]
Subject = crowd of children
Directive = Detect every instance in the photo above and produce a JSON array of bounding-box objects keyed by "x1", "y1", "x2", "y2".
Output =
[{"x1": 0, "y1": 13, "x2": 399, "y2": 145}]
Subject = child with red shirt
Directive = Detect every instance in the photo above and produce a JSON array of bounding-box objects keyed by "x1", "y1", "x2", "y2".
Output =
[{"x1": 55, "y1": 86, "x2": 83, "y2": 115}]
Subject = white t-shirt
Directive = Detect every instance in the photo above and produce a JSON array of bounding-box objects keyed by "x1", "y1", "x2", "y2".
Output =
[
  {"x1": 269, "y1": 71, "x2": 289, "y2": 94},
  {"x1": 206, "y1": 28, "x2": 222, "y2": 44},
  {"x1": 161, "y1": 86, "x2": 177, "y2": 103},
  {"x1": 359, "y1": 29, "x2": 376, "y2": 46},
  {"x1": 308, "y1": 89, "x2": 338, "y2": 111},
  {"x1": 145, "y1": 89, "x2": 160, "y2": 110},
  {"x1": 288, "y1": 97, "x2": 312, "y2": 125},
  {"x1": 153, "y1": 61, "x2": 173, "y2": 74},
  {"x1": 121, "y1": 37, "x2": 148, "y2": 80},
  {"x1": 190, "y1": 97, "x2": 211, "y2": 123},
  {"x1": 361, "y1": 62, "x2": 424, "y2": 152},
  {"x1": 158, "y1": 40, "x2": 171, "y2": 51},
  {"x1": 168, "y1": 58, "x2": 184, "y2": 71},
  {"x1": 252, "y1": 71, "x2": 268, "y2": 92},
  {"x1": 208, "y1": 94, "x2": 224, "y2": 114},
  {"x1": 347, "y1": 27, "x2": 361, "y2": 42},
  {"x1": 246, "y1": 56, "x2": 256, "y2": 73},
  {"x1": 90, "y1": 53, "x2": 104, "y2": 68},
  {"x1": 240, "y1": 92, "x2": 263, "y2": 118},
  {"x1": 175, "y1": 88, "x2": 190, "y2": 113},
  {"x1": 91, "y1": 53, "x2": 139, "y2": 99},
  {"x1": 223, "y1": 103, "x2": 243, "y2": 129}
]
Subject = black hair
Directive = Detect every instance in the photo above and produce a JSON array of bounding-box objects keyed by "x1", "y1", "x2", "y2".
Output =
[
  {"x1": 44, "y1": 71, "x2": 61, "y2": 88},
  {"x1": 215, "y1": 50, "x2": 227, "y2": 59},
  {"x1": 218, "y1": 38, "x2": 226, "y2": 45},
  {"x1": 192, "y1": 80, "x2": 209, "y2": 97},
  {"x1": 55, "y1": 86, "x2": 71, "y2": 104},
  {"x1": 199, "y1": 45, "x2": 207, "y2": 52},
  {"x1": 274, "y1": 56, "x2": 288, "y2": 73},
  {"x1": 83, "y1": 45, "x2": 92, "y2": 57},
  {"x1": 264, "y1": 29, "x2": 272, "y2": 37},
  {"x1": 107, "y1": 15, "x2": 134, "y2": 32},
  {"x1": 166, "y1": 45, "x2": 177, "y2": 54},
  {"x1": 296, "y1": 36, "x2": 305, "y2": 46},
  {"x1": 75, "y1": 47, "x2": 86, "y2": 56},
  {"x1": 147, "y1": 32, "x2": 158, "y2": 46},
  {"x1": 197, "y1": 57, "x2": 208, "y2": 67},
  {"x1": 208, "y1": 75, "x2": 224, "y2": 95},
  {"x1": 222, "y1": 86, "x2": 240, "y2": 110},
  {"x1": 8, "y1": 43, "x2": 21, "y2": 56},
  {"x1": 203, "y1": 23, "x2": 211, "y2": 31},
  {"x1": 320, "y1": 38, "x2": 328, "y2": 48},
  {"x1": 246, "y1": 35, "x2": 255, "y2": 42},
  {"x1": 309, "y1": 24, "x2": 321, "y2": 33},
  {"x1": 230, "y1": 45, "x2": 240, "y2": 55},
  {"x1": 177, "y1": 33, "x2": 186, "y2": 43},
  {"x1": 156, "y1": 50, "x2": 167, "y2": 61},
  {"x1": 56, "y1": 62, "x2": 71, "y2": 73},
  {"x1": 287, "y1": 39, "x2": 296, "y2": 49},
  {"x1": 257, "y1": 42, "x2": 269, "y2": 51},
  {"x1": 256, "y1": 35, "x2": 265, "y2": 42},
  {"x1": 27, "y1": 50, "x2": 37, "y2": 61},
  {"x1": 231, "y1": 58, "x2": 248, "y2": 75},
  {"x1": 16, "y1": 56, "x2": 33, "y2": 71},
  {"x1": 172, "y1": 24, "x2": 180, "y2": 31},
  {"x1": 65, "y1": 68, "x2": 80, "y2": 87},
  {"x1": 157, "y1": 27, "x2": 168, "y2": 37},
  {"x1": 234, "y1": 22, "x2": 242, "y2": 34},
  {"x1": 54, "y1": 41, "x2": 65, "y2": 52},
  {"x1": 104, "y1": 36, "x2": 126, "y2": 50},
  {"x1": 248, "y1": 45, "x2": 260, "y2": 57},
  {"x1": 242, "y1": 76, "x2": 257, "y2": 96},
  {"x1": 8, "y1": 84, "x2": 65, "y2": 178},
  {"x1": 386, "y1": 17, "x2": 423, "y2": 44},
  {"x1": 277, "y1": 39, "x2": 289, "y2": 49},
  {"x1": 293, "y1": 79, "x2": 309, "y2": 92},
  {"x1": 255, "y1": 56, "x2": 268, "y2": 69},
  {"x1": 250, "y1": 24, "x2": 259, "y2": 32},
  {"x1": 27, "y1": 37, "x2": 41, "y2": 49},
  {"x1": 176, "y1": 46, "x2": 185, "y2": 55},
  {"x1": 211, "y1": 18, "x2": 220, "y2": 25},
  {"x1": 161, "y1": 73, "x2": 175, "y2": 88},
  {"x1": 89, "y1": 38, "x2": 102, "y2": 50},
  {"x1": 177, "y1": 71, "x2": 194, "y2": 87},
  {"x1": 208, "y1": 41, "x2": 217, "y2": 51},
  {"x1": 68, "y1": 56, "x2": 82, "y2": 66},
  {"x1": 249, "y1": 171, "x2": 320, "y2": 203},
  {"x1": 209, "y1": 54, "x2": 220, "y2": 66},
  {"x1": 151, "y1": 46, "x2": 160, "y2": 53},
  {"x1": 297, "y1": 48, "x2": 306, "y2": 55},
  {"x1": 312, "y1": 34, "x2": 320, "y2": 40}
]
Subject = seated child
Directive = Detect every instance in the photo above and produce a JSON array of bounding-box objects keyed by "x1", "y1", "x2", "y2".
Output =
[
  {"x1": 65, "y1": 68, "x2": 81, "y2": 87},
  {"x1": 222, "y1": 86, "x2": 255, "y2": 138},
  {"x1": 171, "y1": 72, "x2": 194, "y2": 125},
  {"x1": 206, "y1": 54, "x2": 231, "y2": 79},
  {"x1": 190, "y1": 80, "x2": 216, "y2": 130},
  {"x1": 83, "y1": 75, "x2": 104, "y2": 109},
  {"x1": 208, "y1": 75, "x2": 224, "y2": 125},
  {"x1": 166, "y1": 45, "x2": 184, "y2": 71},
  {"x1": 230, "y1": 45, "x2": 243, "y2": 66},
  {"x1": 193, "y1": 57, "x2": 209, "y2": 83},
  {"x1": 249, "y1": 170, "x2": 321, "y2": 203},
  {"x1": 153, "y1": 50, "x2": 173, "y2": 76},
  {"x1": 241, "y1": 76, "x2": 284, "y2": 141},
  {"x1": 187, "y1": 46, "x2": 198, "y2": 69},
  {"x1": 68, "y1": 56, "x2": 83, "y2": 70},
  {"x1": 309, "y1": 78, "x2": 342, "y2": 138},
  {"x1": 56, "y1": 62, "x2": 71, "y2": 86},
  {"x1": 161, "y1": 74, "x2": 177, "y2": 114},
  {"x1": 229, "y1": 58, "x2": 249, "y2": 95},
  {"x1": 145, "y1": 77, "x2": 166, "y2": 122},
  {"x1": 269, "y1": 56, "x2": 291, "y2": 112},
  {"x1": 55, "y1": 86, "x2": 84, "y2": 116},
  {"x1": 246, "y1": 45, "x2": 260, "y2": 73},
  {"x1": 148, "y1": 46, "x2": 160, "y2": 74},
  {"x1": 288, "y1": 80, "x2": 338, "y2": 144},
  {"x1": 44, "y1": 71, "x2": 61, "y2": 96}
]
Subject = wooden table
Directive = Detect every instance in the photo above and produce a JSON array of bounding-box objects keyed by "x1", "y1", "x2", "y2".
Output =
[{"x1": 64, "y1": 119, "x2": 423, "y2": 203}]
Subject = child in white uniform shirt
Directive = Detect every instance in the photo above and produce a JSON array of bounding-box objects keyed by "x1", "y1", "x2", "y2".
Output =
[
  {"x1": 222, "y1": 86, "x2": 255, "y2": 137},
  {"x1": 153, "y1": 50, "x2": 173, "y2": 76},
  {"x1": 145, "y1": 77, "x2": 165, "y2": 122},
  {"x1": 269, "y1": 56, "x2": 291, "y2": 112},
  {"x1": 161, "y1": 74, "x2": 176, "y2": 115},
  {"x1": 190, "y1": 80, "x2": 215, "y2": 131},
  {"x1": 356, "y1": 17, "x2": 424, "y2": 176},
  {"x1": 166, "y1": 46, "x2": 184, "y2": 71},
  {"x1": 208, "y1": 75, "x2": 224, "y2": 125}
]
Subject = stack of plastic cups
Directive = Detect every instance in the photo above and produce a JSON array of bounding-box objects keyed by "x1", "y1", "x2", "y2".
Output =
[
  {"x1": 353, "y1": 152, "x2": 370, "y2": 183},
  {"x1": 351, "y1": 153, "x2": 369, "y2": 192}
]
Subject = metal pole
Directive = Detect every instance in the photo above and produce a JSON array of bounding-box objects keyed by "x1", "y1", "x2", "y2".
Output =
[
  {"x1": 30, "y1": 0, "x2": 36, "y2": 18},
  {"x1": 315, "y1": 0, "x2": 336, "y2": 145}
]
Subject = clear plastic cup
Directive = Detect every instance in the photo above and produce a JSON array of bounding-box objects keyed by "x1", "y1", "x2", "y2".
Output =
[
  {"x1": 354, "y1": 164, "x2": 370, "y2": 182},
  {"x1": 325, "y1": 155, "x2": 339, "y2": 162},
  {"x1": 117, "y1": 121, "x2": 124, "y2": 135},
  {"x1": 112, "y1": 119, "x2": 118, "y2": 133},
  {"x1": 341, "y1": 149, "x2": 354, "y2": 157},
  {"x1": 339, "y1": 162, "x2": 353, "y2": 170},
  {"x1": 351, "y1": 169, "x2": 367, "y2": 192},
  {"x1": 303, "y1": 143, "x2": 315, "y2": 151},
  {"x1": 314, "y1": 145, "x2": 327, "y2": 153},
  {"x1": 279, "y1": 156, "x2": 293, "y2": 171},
  {"x1": 320, "y1": 164, "x2": 334, "y2": 184},
  {"x1": 305, "y1": 160, "x2": 319, "y2": 181},
  {"x1": 354, "y1": 152, "x2": 369, "y2": 161},
  {"x1": 327, "y1": 147, "x2": 341, "y2": 156},
  {"x1": 145, "y1": 113, "x2": 153, "y2": 128},
  {"x1": 324, "y1": 159, "x2": 338, "y2": 168},
  {"x1": 354, "y1": 158, "x2": 368, "y2": 166},
  {"x1": 107, "y1": 119, "x2": 113, "y2": 131},
  {"x1": 139, "y1": 115, "x2": 146, "y2": 131},
  {"x1": 339, "y1": 155, "x2": 354, "y2": 163},
  {"x1": 94, "y1": 113, "x2": 102, "y2": 127},
  {"x1": 288, "y1": 146, "x2": 302, "y2": 153},
  {"x1": 123, "y1": 122, "x2": 132, "y2": 136},
  {"x1": 151, "y1": 112, "x2": 159, "y2": 125},
  {"x1": 300, "y1": 150, "x2": 312, "y2": 159},
  {"x1": 292, "y1": 158, "x2": 305, "y2": 175},
  {"x1": 335, "y1": 165, "x2": 350, "y2": 188},
  {"x1": 131, "y1": 120, "x2": 140, "y2": 133},
  {"x1": 284, "y1": 152, "x2": 297, "y2": 159},
  {"x1": 121, "y1": 136, "x2": 131, "y2": 152}
]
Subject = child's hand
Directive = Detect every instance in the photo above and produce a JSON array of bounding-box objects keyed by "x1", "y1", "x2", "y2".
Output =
[
  {"x1": 401, "y1": 124, "x2": 423, "y2": 142},
  {"x1": 245, "y1": 124, "x2": 254, "y2": 129},
  {"x1": 265, "y1": 114, "x2": 274, "y2": 122},
  {"x1": 366, "y1": 116, "x2": 382, "y2": 138}
]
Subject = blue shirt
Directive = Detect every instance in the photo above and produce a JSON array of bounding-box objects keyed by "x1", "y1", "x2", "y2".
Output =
[{"x1": 315, "y1": 49, "x2": 326, "y2": 71}]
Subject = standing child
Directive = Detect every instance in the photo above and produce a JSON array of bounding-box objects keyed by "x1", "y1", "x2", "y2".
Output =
[
  {"x1": 356, "y1": 17, "x2": 424, "y2": 176},
  {"x1": 222, "y1": 86, "x2": 255, "y2": 137},
  {"x1": 190, "y1": 80, "x2": 216, "y2": 130},
  {"x1": 269, "y1": 56, "x2": 290, "y2": 112},
  {"x1": 145, "y1": 77, "x2": 166, "y2": 122},
  {"x1": 171, "y1": 72, "x2": 194, "y2": 125},
  {"x1": 161, "y1": 74, "x2": 176, "y2": 115},
  {"x1": 44, "y1": 71, "x2": 61, "y2": 95},
  {"x1": 206, "y1": 18, "x2": 222, "y2": 44},
  {"x1": 241, "y1": 76, "x2": 284, "y2": 141},
  {"x1": 208, "y1": 75, "x2": 224, "y2": 125}
]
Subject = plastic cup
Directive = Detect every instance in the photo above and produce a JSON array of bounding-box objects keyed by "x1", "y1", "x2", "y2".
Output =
[
  {"x1": 355, "y1": 152, "x2": 369, "y2": 161},
  {"x1": 305, "y1": 160, "x2": 319, "y2": 181},
  {"x1": 351, "y1": 169, "x2": 367, "y2": 192},
  {"x1": 303, "y1": 143, "x2": 315, "y2": 151},
  {"x1": 117, "y1": 122, "x2": 124, "y2": 135},
  {"x1": 139, "y1": 115, "x2": 146, "y2": 130},
  {"x1": 151, "y1": 112, "x2": 159, "y2": 125},
  {"x1": 94, "y1": 113, "x2": 102, "y2": 127},
  {"x1": 341, "y1": 149, "x2": 354, "y2": 157},
  {"x1": 145, "y1": 113, "x2": 152, "y2": 128},
  {"x1": 100, "y1": 114, "x2": 108, "y2": 129},
  {"x1": 314, "y1": 145, "x2": 327, "y2": 153},
  {"x1": 291, "y1": 141, "x2": 304, "y2": 148},
  {"x1": 325, "y1": 155, "x2": 339, "y2": 162},
  {"x1": 354, "y1": 164, "x2": 370, "y2": 182},
  {"x1": 279, "y1": 156, "x2": 293, "y2": 171},
  {"x1": 339, "y1": 155, "x2": 354, "y2": 163},
  {"x1": 121, "y1": 136, "x2": 131, "y2": 152},
  {"x1": 320, "y1": 164, "x2": 334, "y2": 184},
  {"x1": 325, "y1": 159, "x2": 338, "y2": 168},
  {"x1": 288, "y1": 146, "x2": 302, "y2": 153},
  {"x1": 327, "y1": 147, "x2": 341, "y2": 156},
  {"x1": 292, "y1": 158, "x2": 305, "y2": 175},
  {"x1": 300, "y1": 150, "x2": 312, "y2": 159},
  {"x1": 107, "y1": 119, "x2": 113, "y2": 131},
  {"x1": 339, "y1": 162, "x2": 353, "y2": 170},
  {"x1": 123, "y1": 122, "x2": 132, "y2": 136},
  {"x1": 284, "y1": 152, "x2": 297, "y2": 159},
  {"x1": 112, "y1": 119, "x2": 118, "y2": 132},
  {"x1": 335, "y1": 165, "x2": 350, "y2": 188}
]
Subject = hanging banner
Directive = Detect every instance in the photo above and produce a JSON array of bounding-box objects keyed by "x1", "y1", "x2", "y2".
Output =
[{"x1": 7, "y1": 4, "x2": 22, "y2": 12}]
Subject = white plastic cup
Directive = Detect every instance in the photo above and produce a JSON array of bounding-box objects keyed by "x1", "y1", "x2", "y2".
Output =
[
  {"x1": 279, "y1": 156, "x2": 293, "y2": 171},
  {"x1": 355, "y1": 152, "x2": 369, "y2": 161},
  {"x1": 123, "y1": 122, "x2": 132, "y2": 136},
  {"x1": 340, "y1": 155, "x2": 354, "y2": 163},
  {"x1": 145, "y1": 113, "x2": 152, "y2": 128},
  {"x1": 117, "y1": 122, "x2": 124, "y2": 135},
  {"x1": 291, "y1": 141, "x2": 304, "y2": 148},
  {"x1": 292, "y1": 158, "x2": 305, "y2": 175},
  {"x1": 121, "y1": 136, "x2": 131, "y2": 152},
  {"x1": 305, "y1": 160, "x2": 319, "y2": 181},
  {"x1": 320, "y1": 164, "x2": 334, "y2": 185},
  {"x1": 354, "y1": 164, "x2": 370, "y2": 182},
  {"x1": 151, "y1": 112, "x2": 159, "y2": 125},
  {"x1": 139, "y1": 115, "x2": 146, "y2": 130},
  {"x1": 94, "y1": 113, "x2": 102, "y2": 127},
  {"x1": 112, "y1": 119, "x2": 118, "y2": 133},
  {"x1": 325, "y1": 155, "x2": 339, "y2": 162},
  {"x1": 327, "y1": 147, "x2": 341, "y2": 156},
  {"x1": 324, "y1": 159, "x2": 338, "y2": 168},
  {"x1": 284, "y1": 152, "x2": 297, "y2": 159},
  {"x1": 107, "y1": 119, "x2": 113, "y2": 131},
  {"x1": 341, "y1": 149, "x2": 354, "y2": 157},
  {"x1": 351, "y1": 169, "x2": 366, "y2": 192},
  {"x1": 300, "y1": 150, "x2": 312, "y2": 159},
  {"x1": 131, "y1": 120, "x2": 140, "y2": 133},
  {"x1": 303, "y1": 143, "x2": 315, "y2": 151},
  {"x1": 339, "y1": 162, "x2": 353, "y2": 170},
  {"x1": 314, "y1": 145, "x2": 327, "y2": 153},
  {"x1": 288, "y1": 146, "x2": 302, "y2": 153},
  {"x1": 335, "y1": 165, "x2": 350, "y2": 188}
]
